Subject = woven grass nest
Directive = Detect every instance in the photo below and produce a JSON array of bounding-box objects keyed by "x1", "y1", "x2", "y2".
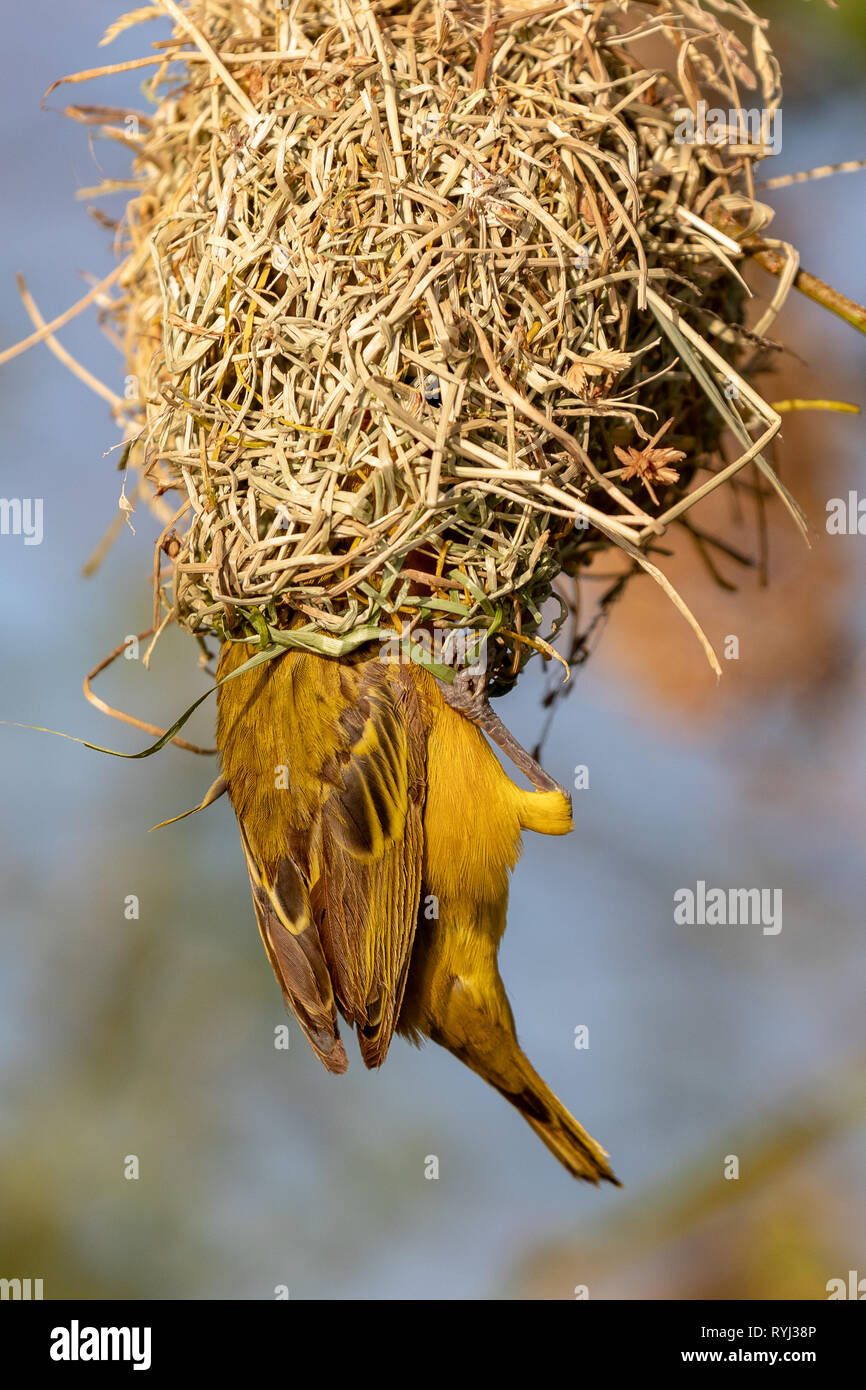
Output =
[{"x1": 47, "y1": 0, "x2": 832, "y2": 691}]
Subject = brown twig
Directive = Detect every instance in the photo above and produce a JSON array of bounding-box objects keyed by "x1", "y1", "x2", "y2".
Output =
[
  {"x1": 84, "y1": 632, "x2": 216, "y2": 755},
  {"x1": 749, "y1": 244, "x2": 866, "y2": 338}
]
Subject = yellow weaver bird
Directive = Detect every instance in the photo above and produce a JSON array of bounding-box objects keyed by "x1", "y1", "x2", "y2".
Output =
[{"x1": 216, "y1": 640, "x2": 619, "y2": 1184}]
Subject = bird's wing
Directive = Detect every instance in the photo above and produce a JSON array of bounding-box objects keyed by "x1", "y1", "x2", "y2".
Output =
[
  {"x1": 217, "y1": 642, "x2": 350, "y2": 1072},
  {"x1": 312, "y1": 660, "x2": 427, "y2": 1068},
  {"x1": 238, "y1": 821, "x2": 349, "y2": 1074},
  {"x1": 217, "y1": 643, "x2": 427, "y2": 1072}
]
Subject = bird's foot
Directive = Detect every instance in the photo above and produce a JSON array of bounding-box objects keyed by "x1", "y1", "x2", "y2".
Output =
[{"x1": 436, "y1": 668, "x2": 567, "y2": 796}]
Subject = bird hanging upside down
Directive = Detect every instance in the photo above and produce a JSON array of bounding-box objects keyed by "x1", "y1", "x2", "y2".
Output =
[{"x1": 216, "y1": 640, "x2": 619, "y2": 1185}]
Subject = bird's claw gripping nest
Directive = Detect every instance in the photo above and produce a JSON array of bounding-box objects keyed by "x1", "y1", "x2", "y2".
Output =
[{"x1": 436, "y1": 667, "x2": 569, "y2": 799}]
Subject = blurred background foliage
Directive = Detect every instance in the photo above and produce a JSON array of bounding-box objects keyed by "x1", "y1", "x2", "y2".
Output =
[{"x1": 0, "y1": 1, "x2": 864, "y2": 1299}]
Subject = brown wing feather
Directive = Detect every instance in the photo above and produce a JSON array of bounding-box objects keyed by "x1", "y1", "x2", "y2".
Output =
[
  {"x1": 239, "y1": 826, "x2": 348, "y2": 1074},
  {"x1": 314, "y1": 661, "x2": 426, "y2": 1067},
  {"x1": 217, "y1": 643, "x2": 427, "y2": 1072}
]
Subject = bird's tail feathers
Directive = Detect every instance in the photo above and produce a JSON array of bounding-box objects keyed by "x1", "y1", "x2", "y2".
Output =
[{"x1": 515, "y1": 787, "x2": 573, "y2": 836}]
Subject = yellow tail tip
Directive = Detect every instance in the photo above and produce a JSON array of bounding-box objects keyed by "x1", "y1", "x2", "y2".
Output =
[{"x1": 517, "y1": 788, "x2": 573, "y2": 836}]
